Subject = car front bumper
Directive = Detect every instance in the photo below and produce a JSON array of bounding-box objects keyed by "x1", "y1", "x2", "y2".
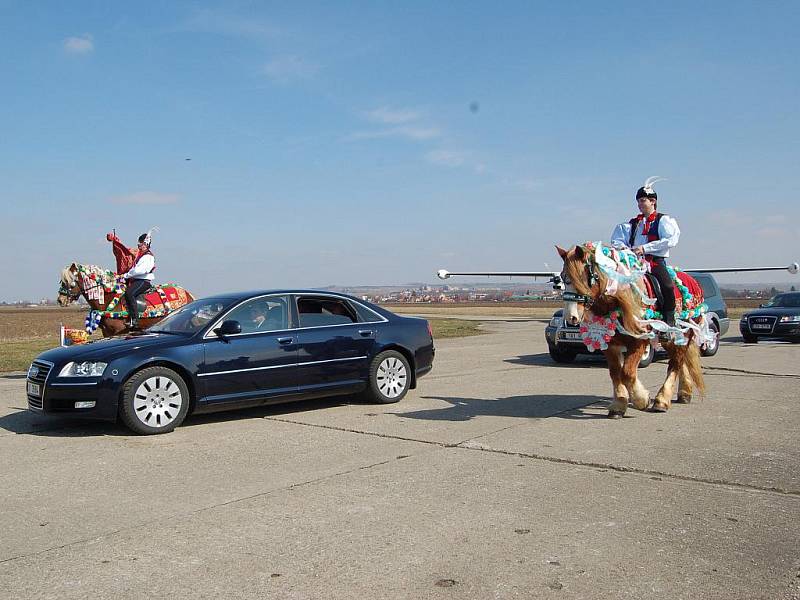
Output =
[{"x1": 27, "y1": 371, "x2": 121, "y2": 422}]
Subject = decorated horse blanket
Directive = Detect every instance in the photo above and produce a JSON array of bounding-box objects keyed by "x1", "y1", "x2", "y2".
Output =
[
  {"x1": 75, "y1": 264, "x2": 192, "y2": 332},
  {"x1": 575, "y1": 242, "x2": 712, "y2": 351}
]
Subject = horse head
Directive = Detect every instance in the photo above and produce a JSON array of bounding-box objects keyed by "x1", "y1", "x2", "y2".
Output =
[
  {"x1": 57, "y1": 263, "x2": 81, "y2": 306},
  {"x1": 556, "y1": 244, "x2": 596, "y2": 326},
  {"x1": 556, "y1": 243, "x2": 645, "y2": 334}
]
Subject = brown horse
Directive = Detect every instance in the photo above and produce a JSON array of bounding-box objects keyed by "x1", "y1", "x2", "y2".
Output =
[
  {"x1": 57, "y1": 263, "x2": 194, "y2": 337},
  {"x1": 557, "y1": 243, "x2": 705, "y2": 417}
]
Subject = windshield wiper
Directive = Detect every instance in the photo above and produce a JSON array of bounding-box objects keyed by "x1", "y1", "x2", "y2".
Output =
[{"x1": 149, "y1": 330, "x2": 186, "y2": 336}]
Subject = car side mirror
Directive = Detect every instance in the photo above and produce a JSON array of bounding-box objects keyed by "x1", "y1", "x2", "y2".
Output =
[
  {"x1": 759, "y1": 303, "x2": 765, "y2": 308},
  {"x1": 214, "y1": 320, "x2": 241, "y2": 340}
]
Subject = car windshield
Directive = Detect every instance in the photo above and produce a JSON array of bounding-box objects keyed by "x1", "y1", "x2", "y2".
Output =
[
  {"x1": 148, "y1": 298, "x2": 233, "y2": 334},
  {"x1": 762, "y1": 293, "x2": 800, "y2": 308}
]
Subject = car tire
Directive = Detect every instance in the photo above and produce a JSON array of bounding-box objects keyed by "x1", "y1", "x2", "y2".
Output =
[
  {"x1": 638, "y1": 342, "x2": 654, "y2": 367},
  {"x1": 119, "y1": 366, "x2": 190, "y2": 435},
  {"x1": 701, "y1": 320, "x2": 720, "y2": 357},
  {"x1": 548, "y1": 346, "x2": 577, "y2": 363},
  {"x1": 742, "y1": 334, "x2": 758, "y2": 344},
  {"x1": 362, "y1": 350, "x2": 411, "y2": 404}
]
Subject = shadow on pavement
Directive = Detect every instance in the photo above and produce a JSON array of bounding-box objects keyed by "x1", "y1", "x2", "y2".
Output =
[
  {"x1": 505, "y1": 353, "x2": 608, "y2": 368},
  {"x1": 0, "y1": 396, "x2": 354, "y2": 437},
  {"x1": 401, "y1": 394, "x2": 613, "y2": 421}
]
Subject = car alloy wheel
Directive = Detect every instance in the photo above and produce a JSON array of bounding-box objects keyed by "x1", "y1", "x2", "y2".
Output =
[
  {"x1": 133, "y1": 376, "x2": 184, "y2": 428},
  {"x1": 120, "y1": 366, "x2": 190, "y2": 434},
  {"x1": 364, "y1": 350, "x2": 411, "y2": 404}
]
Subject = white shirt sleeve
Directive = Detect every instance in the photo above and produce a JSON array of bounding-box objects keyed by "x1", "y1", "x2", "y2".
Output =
[
  {"x1": 125, "y1": 255, "x2": 155, "y2": 279},
  {"x1": 642, "y1": 216, "x2": 680, "y2": 255},
  {"x1": 610, "y1": 222, "x2": 632, "y2": 249}
]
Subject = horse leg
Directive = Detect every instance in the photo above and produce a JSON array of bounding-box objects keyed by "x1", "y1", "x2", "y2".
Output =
[
  {"x1": 624, "y1": 339, "x2": 650, "y2": 411},
  {"x1": 604, "y1": 344, "x2": 628, "y2": 418},
  {"x1": 676, "y1": 360, "x2": 694, "y2": 404},
  {"x1": 652, "y1": 342, "x2": 686, "y2": 412}
]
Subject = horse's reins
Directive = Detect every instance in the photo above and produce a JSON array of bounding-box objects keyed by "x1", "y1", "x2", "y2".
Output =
[{"x1": 562, "y1": 254, "x2": 599, "y2": 308}]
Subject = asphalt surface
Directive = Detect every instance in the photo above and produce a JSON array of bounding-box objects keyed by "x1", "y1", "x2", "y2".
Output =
[{"x1": 1, "y1": 320, "x2": 799, "y2": 599}]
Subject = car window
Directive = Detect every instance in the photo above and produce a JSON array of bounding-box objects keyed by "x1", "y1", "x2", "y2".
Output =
[
  {"x1": 351, "y1": 300, "x2": 385, "y2": 323},
  {"x1": 297, "y1": 297, "x2": 357, "y2": 327},
  {"x1": 224, "y1": 296, "x2": 290, "y2": 334},
  {"x1": 693, "y1": 274, "x2": 718, "y2": 299},
  {"x1": 149, "y1": 298, "x2": 231, "y2": 334},
  {"x1": 765, "y1": 293, "x2": 800, "y2": 308}
]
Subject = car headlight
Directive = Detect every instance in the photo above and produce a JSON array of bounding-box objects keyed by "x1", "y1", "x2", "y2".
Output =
[
  {"x1": 549, "y1": 316, "x2": 564, "y2": 328},
  {"x1": 59, "y1": 361, "x2": 108, "y2": 377},
  {"x1": 780, "y1": 315, "x2": 800, "y2": 323}
]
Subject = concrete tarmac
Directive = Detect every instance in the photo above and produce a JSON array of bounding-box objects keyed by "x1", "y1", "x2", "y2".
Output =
[{"x1": 1, "y1": 321, "x2": 798, "y2": 599}]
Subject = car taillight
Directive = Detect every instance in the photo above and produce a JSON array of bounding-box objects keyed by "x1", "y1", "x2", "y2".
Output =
[{"x1": 426, "y1": 321, "x2": 433, "y2": 339}]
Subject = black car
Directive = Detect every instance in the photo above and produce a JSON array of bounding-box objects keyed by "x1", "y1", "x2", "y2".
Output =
[
  {"x1": 544, "y1": 272, "x2": 730, "y2": 364},
  {"x1": 26, "y1": 291, "x2": 435, "y2": 434},
  {"x1": 739, "y1": 291, "x2": 800, "y2": 343}
]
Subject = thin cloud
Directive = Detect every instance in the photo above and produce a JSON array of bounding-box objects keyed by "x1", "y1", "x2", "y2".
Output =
[
  {"x1": 63, "y1": 35, "x2": 94, "y2": 55},
  {"x1": 425, "y1": 150, "x2": 466, "y2": 167},
  {"x1": 347, "y1": 126, "x2": 441, "y2": 142},
  {"x1": 263, "y1": 55, "x2": 318, "y2": 83},
  {"x1": 110, "y1": 192, "x2": 180, "y2": 206},
  {"x1": 178, "y1": 10, "x2": 282, "y2": 40},
  {"x1": 365, "y1": 106, "x2": 423, "y2": 124}
]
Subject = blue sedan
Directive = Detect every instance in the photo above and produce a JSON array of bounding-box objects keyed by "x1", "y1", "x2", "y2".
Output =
[{"x1": 26, "y1": 291, "x2": 435, "y2": 434}]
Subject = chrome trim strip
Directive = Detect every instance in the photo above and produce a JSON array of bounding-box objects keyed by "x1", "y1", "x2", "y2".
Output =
[
  {"x1": 198, "y1": 363, "x2": 295, "y2": 378},
  {"x1": 50, "y1": 381, "x2": 100, "y2": 386},
  {"x1": 297, "y1": 356, "x2": 368, "y2": 367},
  {"x1": 198, "y1": 355, "x2": 368, "y2": 378}
]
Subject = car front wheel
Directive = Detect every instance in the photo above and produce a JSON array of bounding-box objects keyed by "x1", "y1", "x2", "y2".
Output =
[
  {"x1": 638, "y1": 342, "x2": 654, "y2": 367},
  {"x1": 701, "y1": 320, "x2": 720, "y2": 357},
  {"x1": 363, "y1": 350, "x2": 411, "y2": 404},
  {"x1": 120, "y1": 366, "x2": 190, "y2": 435}
]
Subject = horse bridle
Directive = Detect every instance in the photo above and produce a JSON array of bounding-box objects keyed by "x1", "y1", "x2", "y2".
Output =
[
  {"x1": 561, "y1": 255, "x2": 599, "y2": 308},
  {"x1": 58, "y1": 279, "x2": 81, "y2": 302}
]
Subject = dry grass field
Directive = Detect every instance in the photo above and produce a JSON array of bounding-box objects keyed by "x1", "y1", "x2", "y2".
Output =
[
  {"x1": 0, "y1": 306, "x2": 482, "y2": 373},
  {"x1": 0, "y1": 300, "x2": 762, "y2": 373}
]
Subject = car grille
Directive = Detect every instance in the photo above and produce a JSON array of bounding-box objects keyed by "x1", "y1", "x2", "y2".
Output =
[
  {"x1": 27, "y1": 359, "x2": 53, "y2": 412},
  {"x1": 747, "y1": 315, "x2": 777, "y2": 334}
]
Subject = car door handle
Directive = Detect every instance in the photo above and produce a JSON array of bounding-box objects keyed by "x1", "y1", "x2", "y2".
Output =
[
  {"x1": 277, "y1": 336, "x2": 294, "y2": 345},
  {"x1": 358, "y1": 330, "x2": 374, "y2": 337}
]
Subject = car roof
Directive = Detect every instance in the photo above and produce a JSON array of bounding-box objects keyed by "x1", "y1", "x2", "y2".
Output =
[{"x1": 204, "y1": 289, "x2": 364, "y2": 301}]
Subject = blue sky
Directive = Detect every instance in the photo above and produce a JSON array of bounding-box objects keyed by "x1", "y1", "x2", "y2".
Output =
[{"x1": 2, "y1": 1, "x2": 799, "y2": 301}]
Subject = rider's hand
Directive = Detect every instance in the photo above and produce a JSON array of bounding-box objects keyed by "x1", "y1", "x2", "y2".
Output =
[{"x1": 633, "y1": 246, "x2": 645, "y2": 257}]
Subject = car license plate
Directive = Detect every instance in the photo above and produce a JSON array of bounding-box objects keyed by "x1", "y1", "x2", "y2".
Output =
[
  {"x1": 561, "y1": 331, "x2": 581, "y2": 340},
  {"x1": 27, "y1": 382, "x2": 41, "y2": 396},
  {"x1": 751, "y1": 324, "x2": 771, "y2": 330}
]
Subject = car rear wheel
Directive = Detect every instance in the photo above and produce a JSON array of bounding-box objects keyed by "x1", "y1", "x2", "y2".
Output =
[
  {"x1": 363, "y1": 350, "x2": 411, "y2": 404},
  {"x1": 742, "y1": 334, "x2": 758, "y2": 344},
  {"x1": 638, "y1": 342, "x2": 654, "y2": 367},
  {"x1": 548, "y1": 346, "x2": 577, "y2": 363},
  {"x1": 120, "y1": 366, "x2": 190, "y2": 435},
  {"x1": 701, "y1": 320, "x2": 720, "y2": 357}
]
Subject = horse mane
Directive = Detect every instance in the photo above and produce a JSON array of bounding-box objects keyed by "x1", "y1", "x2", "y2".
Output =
[
  {"x1": 66, "y1": 263, "x2": 119, "y2": 291},
  {"x1": 564, "y1": 244, "x2": 646, "y2": 335}
]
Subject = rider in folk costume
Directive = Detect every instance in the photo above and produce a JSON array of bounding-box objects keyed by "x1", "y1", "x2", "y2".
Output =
[
  {"x1": 123, "y1": 229, "x2": 157, "y2": 328},
  {"x1": 611, "y1": 177, "x2": 681, "y2": 327}
]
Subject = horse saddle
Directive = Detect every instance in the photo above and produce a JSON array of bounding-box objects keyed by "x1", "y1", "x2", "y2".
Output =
[{"x1": 131, "y1": 284, "x2": 155, "y2": 315}]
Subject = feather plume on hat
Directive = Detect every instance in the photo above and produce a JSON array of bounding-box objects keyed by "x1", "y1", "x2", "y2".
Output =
[
  {"x1": 642, "y1": 176, "x2": 666, "y2": 195},
  {"x1": 141, "y1": 226, "x2": 159, "y2": 246}
]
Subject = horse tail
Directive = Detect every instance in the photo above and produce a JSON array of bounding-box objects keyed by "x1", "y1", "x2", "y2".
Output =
[{"x1": 684, "y1": 339, "x2": 705, "y2": 398}]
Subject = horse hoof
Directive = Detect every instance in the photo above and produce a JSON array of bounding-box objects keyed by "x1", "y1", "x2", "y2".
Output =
[
  {"x1": 607, "y1": 411, "x2": 624, "y2": 419},
  {"x1": 649, "y1": 402, "x2": 669, "y2": 413},
  {"x1": 675, "y1": 395, "x2": 692, "y2": 404}
]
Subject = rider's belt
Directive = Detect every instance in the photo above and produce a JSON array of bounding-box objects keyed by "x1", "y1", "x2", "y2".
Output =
[{"x1": 645, "y1": 255, "x2": 666, "y2": 263}]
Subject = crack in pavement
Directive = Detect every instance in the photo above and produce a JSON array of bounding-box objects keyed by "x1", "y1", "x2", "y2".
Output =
[
  {"x1": 0, "y1": 446, "x2": 438, "y2": 566},
  {"x1": 702, "y1": 366, "x2": 800, "y2": 379},
  {"x1": 263, "y1": 416, "x2": 800, "y2": 498}
]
